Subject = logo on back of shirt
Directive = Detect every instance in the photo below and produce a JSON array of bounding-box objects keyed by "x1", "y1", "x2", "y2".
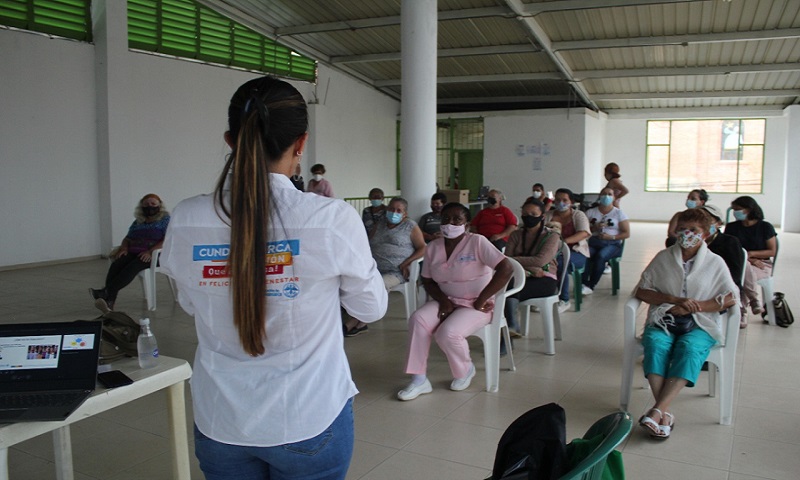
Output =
[{"x1": 193, "y1": 240, "x2": 302, "y2": 297}]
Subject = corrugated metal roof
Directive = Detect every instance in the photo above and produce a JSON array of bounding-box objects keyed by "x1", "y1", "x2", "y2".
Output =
[{"x1": 199, "y1": 0, "x2": 800, "y2": 112}]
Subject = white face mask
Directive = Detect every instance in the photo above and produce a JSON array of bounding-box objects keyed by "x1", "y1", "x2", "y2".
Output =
[
  {"x1": 532, "y1": 191, "x2": 542, "y2": 199},
  {"x1": 440, "y1": 224, "x2": 466, "y2": 239},
  {"x1": 312, "y1": 174, "x2": 323, "y2": 182},
  {"x1": 678, "y1": 230, "x2": 703, "y2": 249}
]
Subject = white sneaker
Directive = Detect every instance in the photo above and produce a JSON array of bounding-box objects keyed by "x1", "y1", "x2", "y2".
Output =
[
  {"x1": 557, "y1": 300, "x2": 570, "y2": 313},
  {"x1": 581, "y1": 285, "x2": 594, "y2": 295},
  {"x1": 450, "y1": 364, "x2": 476, "y2": 391},
  {"x1": 397, "y1": 378, "x2": 433, "y2": 401},
  {"x1": 603, "y1": 265, "x2": 612, "y2": 275}
]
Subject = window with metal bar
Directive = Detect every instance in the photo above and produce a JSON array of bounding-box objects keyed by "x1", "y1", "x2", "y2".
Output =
[
  {"x1": 645, "y1": 119, "x2": 765, "y2": 194},
  {"x1": 0, "y1": 0, "x2": 92, "y2": 42},
  {"x1": 128, "y1": 0, "x2": 316, "y2": 82}
]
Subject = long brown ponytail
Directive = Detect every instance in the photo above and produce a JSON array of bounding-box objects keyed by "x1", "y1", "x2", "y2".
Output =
[{"x1": 215, "y1": 77, "x2": 308, "y2": 356}]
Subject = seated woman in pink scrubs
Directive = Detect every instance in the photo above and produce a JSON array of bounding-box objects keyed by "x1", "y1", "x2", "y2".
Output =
[{"x1": 398, "y1": 203, "x2": 513, "y2": 400}]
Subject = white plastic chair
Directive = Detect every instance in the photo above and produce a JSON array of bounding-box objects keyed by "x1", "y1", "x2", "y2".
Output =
[
  {"x1": 757, "y1": 237, "x2": 779, "y2": 326},
  {"x1": 391, "y1": 257, "x2": 422, "y2": 321},
  {"x1": 518, "y1": 242, "x2": 570, "y2": 355},
  {"x1": 139, "y1": 248, "x2": 177, "y2": 311},
  {"x1": 468, "y1": 257, "x2": 526, "y2": 392},
  {"x1": 619, "y1": 296, "x2": 741, "y2": 425}
]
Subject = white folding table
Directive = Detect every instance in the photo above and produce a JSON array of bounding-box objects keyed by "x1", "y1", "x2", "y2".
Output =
[{"x1": 0, "y1": 355, "x2": 192, "y2": 480}]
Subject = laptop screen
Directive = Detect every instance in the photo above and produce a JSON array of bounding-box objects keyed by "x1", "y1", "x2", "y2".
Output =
[{"x1": 0, "y1": 321, "x2": 102, "y2": 392}]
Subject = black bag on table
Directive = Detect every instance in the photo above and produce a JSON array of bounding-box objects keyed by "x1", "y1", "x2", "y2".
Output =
[{"x1": 96, "y1": 311, "x2": 141, "y2": 364}]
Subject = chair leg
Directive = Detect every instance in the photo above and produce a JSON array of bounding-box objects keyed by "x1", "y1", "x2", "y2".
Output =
[
  {"x1": 620, "y1": 345, "x2": 637, "y2": 411},
  {"x1": 760, "y1": 278, "x2": 776, "y2": 326},
  {"x1": 502, "y1": 325, "x2": 516, "y2": 372},
  {"x1": 541, "y1": 309, "x2": 556, "y2": 355},
  {"x1": 572, "y1": 269, "x2": 583, "y2": 312},
  {"x1": 719, "y1": 356, "x2": 735, "y2": 425},
  {"x1": 553, "y1": 303, "x2": 562, "y2": 341},
  {"x1": 708, "y1": 364, "x2": 717, "y2": 398},
  {"x1": 520, "y1": 304, "x2": 531, "y2": 337},
  {"x1": 484, "y1": 330, "x2": 500, "y2": 393},
  {"x1": 141, "y1": 271, "x2": 155, "y2": 311},
  {"x1": 611, "y1": 262, "x2": 620, "y2": 295}
]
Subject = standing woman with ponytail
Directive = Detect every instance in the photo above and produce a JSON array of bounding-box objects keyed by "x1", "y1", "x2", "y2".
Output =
[{"x1": 161, "y1": 77, "x2": 387, "y2": 480}]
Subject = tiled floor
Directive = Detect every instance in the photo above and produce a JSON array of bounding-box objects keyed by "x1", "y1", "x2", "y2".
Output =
[{"x1": 2, "y1": 222, "x2": 799, "y2": 479}]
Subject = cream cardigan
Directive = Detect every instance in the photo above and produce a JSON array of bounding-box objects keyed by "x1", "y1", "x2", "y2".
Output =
[{"x1": 634, "y1": 242, "x2": 739, "y2": 343}]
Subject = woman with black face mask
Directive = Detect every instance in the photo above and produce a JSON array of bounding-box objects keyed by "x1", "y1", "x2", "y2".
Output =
[
  {"x1": 89, "y1": 193, "x2": 170, "y2": 311},
  {"x1": 503, "y1": 198, "x2": 561, "y2": 336}
]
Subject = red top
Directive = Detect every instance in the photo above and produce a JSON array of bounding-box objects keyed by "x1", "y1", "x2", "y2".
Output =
[{"x1": 472, "y1": 205, "x2": 518, "y2": 241}]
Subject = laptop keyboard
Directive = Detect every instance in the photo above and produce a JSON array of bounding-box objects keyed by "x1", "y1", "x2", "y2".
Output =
[{"x1": 0, "y1": 391, "x2": 86, "y2": 410}]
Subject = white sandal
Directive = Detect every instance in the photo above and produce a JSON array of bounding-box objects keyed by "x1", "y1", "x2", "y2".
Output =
[
  {"x1": 638, "y1": 408, "x2": 663, "y2": 437},
  {"x1": 654, "y1": 412, "x2": 675, "y2": 439}
]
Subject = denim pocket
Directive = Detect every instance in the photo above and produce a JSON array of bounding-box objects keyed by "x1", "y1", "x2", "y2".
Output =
[{"x1": 282, "y1": 428, "x2": 334, "y2": 456}]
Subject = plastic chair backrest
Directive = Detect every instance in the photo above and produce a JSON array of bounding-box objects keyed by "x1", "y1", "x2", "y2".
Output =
[
  {"x1": 559, "y1": 412, "x2": 633, "y2": 480},
  {"x1": 771, "y1": 236, "x2": 779, "y2": 276},
  {"x1": 495, "y1": 258, "x2": 526, "y2": 312}
]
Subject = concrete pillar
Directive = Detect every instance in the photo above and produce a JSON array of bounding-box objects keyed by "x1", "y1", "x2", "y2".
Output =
[
  {"x1": 93, "y1": 0, "x2": 130, "y2": 252},
  {"x1": 782, "y1": 105, "x2": 800, "y2": 232},
  {"x1": 400, "y1": 0, "x2": 438, "y2": 220}
]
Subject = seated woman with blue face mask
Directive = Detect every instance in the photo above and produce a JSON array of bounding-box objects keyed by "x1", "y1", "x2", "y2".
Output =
[
  {"x1": 362, "y1": 187, "x2": 386, "y2": 231},
  {"x1": 581, "y1": 187, "x2": 631, "y2": 295},
  {"x1": 344, "y1": 197, "x2": 426, "y2": 336}
]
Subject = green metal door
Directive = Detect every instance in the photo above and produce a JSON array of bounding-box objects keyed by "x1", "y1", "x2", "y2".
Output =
[{"x1": 457, "y1": 150, "x2": 483, "y2": 200}]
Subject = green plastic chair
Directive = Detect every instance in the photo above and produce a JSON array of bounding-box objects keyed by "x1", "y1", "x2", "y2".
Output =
[
  {"x1": 559, "y1": 412, "x2": 633, "y2": 480},
  {"x1": 608, "y1": 240, "x2": 625, "y2": 296}
]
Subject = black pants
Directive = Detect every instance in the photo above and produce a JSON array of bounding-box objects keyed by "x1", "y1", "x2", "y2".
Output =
[
  {"x1": 504, "y1": 276, "x2": 559, "y2": 331},
  {"x1": 104, "y1": 254, "x2": 150, "y2": 301}
]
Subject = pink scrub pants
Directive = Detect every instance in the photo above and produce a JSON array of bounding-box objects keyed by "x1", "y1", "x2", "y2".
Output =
[{"x1": 405, "y1": 300, "x2": 492, "y2": 379}]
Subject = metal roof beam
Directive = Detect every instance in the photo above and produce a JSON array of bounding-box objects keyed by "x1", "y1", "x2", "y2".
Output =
[
  {"x1": 553, "y1": 28, "x2": 800, "y2": 51},
  {"x1": 594, "y1": 90, "x2": 800, "y2": 101},
  {"x1": 577, "y1": 63, "x2": 800, "y2": 79},
  {"x1": 332, "y1": 44, "x2": 539, "y2": 64},
  {"x1": 503, "y1": 0, "x2": 598, "y2": 111},
  {"x1": 521, "y1": 0, "x2": 696, "y2": 15},
  {"x1": 275, "y1": 6, "x2": 514, "y2": 35},
  {"x1": 438, "y1": 95, "x2": 571, "y2": 105},
  {"x1": 375, "y1": 72, "x2": 563, "y2": 87}
]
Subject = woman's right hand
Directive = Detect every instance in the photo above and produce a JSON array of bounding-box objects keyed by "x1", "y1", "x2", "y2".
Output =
[
  {"x1": 115, "y1": 247, "x2": 129, "y2": 259},
  {"x1": 438, "y1": 298, "x2": 455, "y2": 321}
]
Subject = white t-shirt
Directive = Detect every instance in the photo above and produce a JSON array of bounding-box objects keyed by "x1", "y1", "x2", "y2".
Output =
[
  {"x1": 585, "y1": 206, "x2": 628, "y2": 237},
  {"x1": 161, "y1": 174, "x2": 387, "y2": 447}
]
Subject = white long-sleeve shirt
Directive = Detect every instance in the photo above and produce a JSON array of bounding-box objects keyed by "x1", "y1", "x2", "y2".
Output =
[{"x1": 161, "y1": 173, "x2": 387, "y2": 446}]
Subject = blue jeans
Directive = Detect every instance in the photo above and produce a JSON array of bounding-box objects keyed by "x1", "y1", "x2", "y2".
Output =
[
  {"x1": 557, "y1": 250, "x2": 586, "y2": 302},
  {"x1": 583, "y1": 237, "x2": 622, "y2": 289},
  {"x1": 642, "y1": 325, "x2": 716, "y2": 387},
  {"x1": 194, "y1": 398, "x2": 354, "y2": 480}
]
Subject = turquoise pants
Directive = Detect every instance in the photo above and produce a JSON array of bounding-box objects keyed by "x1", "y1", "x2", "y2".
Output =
[{"x1": 641, "y1": 324, "x2": 717, "y2": 387}]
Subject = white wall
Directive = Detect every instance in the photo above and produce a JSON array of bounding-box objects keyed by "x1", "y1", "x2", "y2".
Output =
[
  {"x1": 0, "y1": 25, "x2": 399, "y2": 267},
  {"x1": 0, "y1": 29, "x2": 101, "y2": 265},
  {"x1": 783, "y1": 105, "x2": 800, "y2": 233},
  {"x1": 604, "y1": 111, "x2": 788, "y2": 226},
  {"x1": 483, "y1": 108, "x2": 596, "y2": 210}
]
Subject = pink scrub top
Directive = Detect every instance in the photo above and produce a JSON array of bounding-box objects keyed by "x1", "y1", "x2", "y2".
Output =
[{"x1": 422, "y1": 232, "x2": 506, "y2": 307}]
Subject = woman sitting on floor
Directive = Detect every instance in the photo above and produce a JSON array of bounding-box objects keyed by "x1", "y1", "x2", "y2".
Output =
[
  {"x1": 398, "y1": 202, "x2": 513, "y2": 400},
  {"x1": 635, "y1": 208, "x2": 738, "y2": 439}
]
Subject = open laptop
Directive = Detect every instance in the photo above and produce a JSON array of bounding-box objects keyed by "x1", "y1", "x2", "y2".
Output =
[{"x1": 0, "y1": 320, "x2": 102, "y2": 423}]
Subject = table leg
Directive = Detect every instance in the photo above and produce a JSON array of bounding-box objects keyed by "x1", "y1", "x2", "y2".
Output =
[
  {"x1": 53, "y1": 426, "x2": 74, "y2": 480},
  {"x1": 0, "y1": 447, "x2": 8, "y2": 480},
  {"x1": 167, "y1": 381, "x2": 190, "y2": 480}
]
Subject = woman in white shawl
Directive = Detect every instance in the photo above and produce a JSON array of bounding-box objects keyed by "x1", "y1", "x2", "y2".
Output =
[{"x1": 634, "y1": 208, "x2": 738, "y2": 439}]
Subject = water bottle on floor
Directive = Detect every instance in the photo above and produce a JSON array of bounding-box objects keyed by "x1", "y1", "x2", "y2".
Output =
[{"x1": 137, "y1": 317, "x2": 159, "y2": 369}]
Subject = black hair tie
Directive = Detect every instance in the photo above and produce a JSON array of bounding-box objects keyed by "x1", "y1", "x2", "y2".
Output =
[{"x1": 243, "y1": 89, "x2": 270, "y2": 139}]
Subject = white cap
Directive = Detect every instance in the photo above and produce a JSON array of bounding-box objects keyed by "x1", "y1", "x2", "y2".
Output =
[{"x1": 139, "y1": 318, "x2": 150, "y2": 326}]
